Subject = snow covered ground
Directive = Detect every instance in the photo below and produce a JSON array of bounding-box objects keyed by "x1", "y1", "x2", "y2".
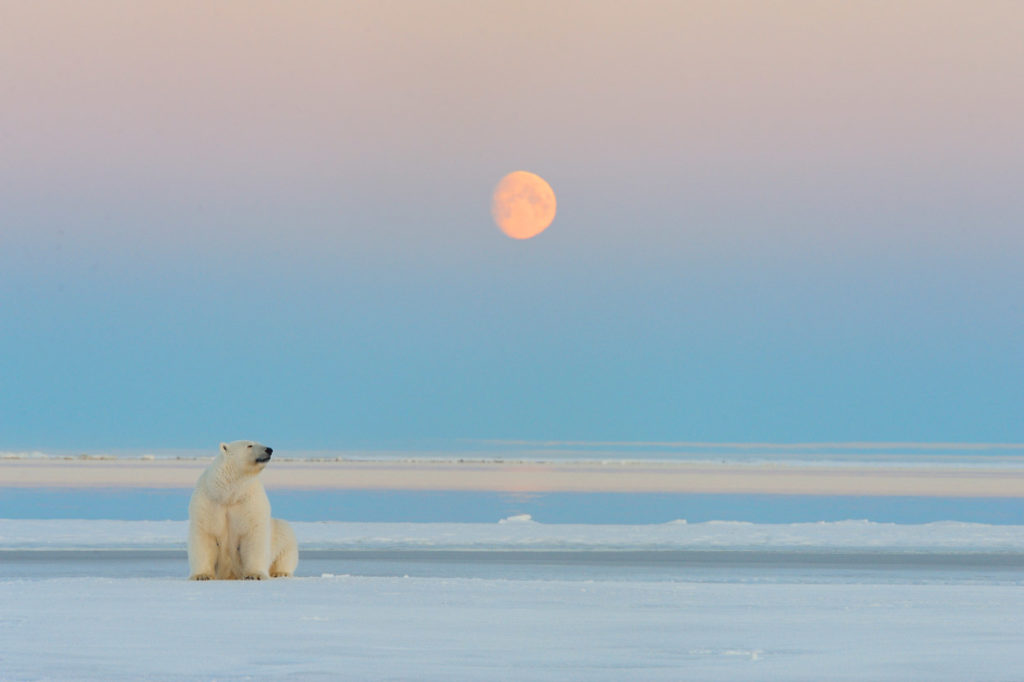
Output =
[
  {"x1": 3, "y1": 573, "x2": 1023, "y2": 681},
  {"x1": 1, "y1": 518, "x2": 1023, "y2": 680}
]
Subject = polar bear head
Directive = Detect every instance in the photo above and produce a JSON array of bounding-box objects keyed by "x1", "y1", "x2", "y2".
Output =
[{"x1": 219, "y1": 440, "x2": 274, "y2": 472}]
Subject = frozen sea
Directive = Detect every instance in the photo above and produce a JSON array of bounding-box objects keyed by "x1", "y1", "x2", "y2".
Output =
[
  {"x1": 2, "y1": 518, "x2": 1024, "y2": 680},
  {"x1": 2, "y1": 448, "x2": 1023, "y2": 680}
]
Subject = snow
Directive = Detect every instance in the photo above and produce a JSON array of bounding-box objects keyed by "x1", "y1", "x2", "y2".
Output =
[
  {"x1": 2, "y1": 518, "x2": 1023, "y2": 680},
  {"x1": 1, "y1": 574, "x2": 1023, "y2": 680},
  {"x1": 2, "y1": 517, "x2": 1024, "y2": 553}
]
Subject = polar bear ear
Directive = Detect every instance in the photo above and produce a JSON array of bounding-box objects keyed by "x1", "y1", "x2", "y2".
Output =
[{"x1": 220, "y1": 443, "x2": 228, "y2": 454}]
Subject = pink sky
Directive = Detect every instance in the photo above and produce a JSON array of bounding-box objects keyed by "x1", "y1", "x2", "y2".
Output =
[
  {"x1": 3, "y1": 1, "x2": 1021, "y2": 208},
  {"x1": 1, "y1": 2, "x2": 1022, "y2": 449}
]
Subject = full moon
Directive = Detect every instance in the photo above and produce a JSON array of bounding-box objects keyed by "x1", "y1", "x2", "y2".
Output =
[{"x1": 491, "y1": 171, "x2": 557, "y2": 240}]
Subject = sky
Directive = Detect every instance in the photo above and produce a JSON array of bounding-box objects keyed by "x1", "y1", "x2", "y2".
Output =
[{"x1": 1, "y1": 1, "x2": 1022, "y2": 451}]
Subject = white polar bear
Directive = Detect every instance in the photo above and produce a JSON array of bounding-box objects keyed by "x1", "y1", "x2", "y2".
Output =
[{"x1": 188, "y1": 440, "x2": 299, "y2": 580}]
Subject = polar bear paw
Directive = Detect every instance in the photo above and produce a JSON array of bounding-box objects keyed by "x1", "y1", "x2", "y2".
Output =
[
  {"x1": 243, "y1": 573, "x2": 269, "y2": 580},
  {"x1": 190, "y1": 573, "x2": 214, "y2": 581}
]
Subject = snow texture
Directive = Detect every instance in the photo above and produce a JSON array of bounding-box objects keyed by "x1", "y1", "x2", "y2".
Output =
[
  {"x1": 1, "y1": 574, "x2": 1023, "y2": 680},
  {"x1": 2, "y1": 518, "x2": 1022, "y2": 680}
]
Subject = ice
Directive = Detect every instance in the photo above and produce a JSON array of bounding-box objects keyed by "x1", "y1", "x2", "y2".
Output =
[
  {"x1": 2, "y1": 518, "x2": 1022, "y2": 679},
  {"x1": 3, "y1": 518, "x2": 1024, "y2": 553},
  {"x1": 1, "y1": 574, "x2": 1022, "y2": 680},
  {"x1": 499, "y1": 513, "x2": 536, "y2": 524},
  {"x1": 3, "y1": 441, "x2": 1024, "y2": 468}
]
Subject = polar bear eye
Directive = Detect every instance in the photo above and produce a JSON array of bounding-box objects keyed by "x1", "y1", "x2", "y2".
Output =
[{"x1": 247, "y1": 444, "x2": 253, "y2": 449}]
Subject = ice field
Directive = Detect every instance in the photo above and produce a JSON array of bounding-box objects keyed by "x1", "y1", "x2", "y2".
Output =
[
  {"x1": 4, "y1": 571, "x2": 1024, "y2": 681},
  {"x1": 2, "y1": 452, "x2": 1023, "y2": 680},
  {"x1": 2, "y1": 518, "x2": 1024, "y2": 680}
]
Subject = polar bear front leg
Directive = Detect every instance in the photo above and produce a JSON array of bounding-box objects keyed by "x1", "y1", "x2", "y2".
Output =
[
  {"x1": 239, "y1": 524, "x2": 272, "y2": 580},
  {"x1": 188, "y1": 524, "x2": 218, "y2": 580}
]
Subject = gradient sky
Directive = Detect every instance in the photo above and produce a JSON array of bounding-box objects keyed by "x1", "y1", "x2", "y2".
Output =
[{"x1": 1, "y1": 1, "x2": 1022, "y2": 450}]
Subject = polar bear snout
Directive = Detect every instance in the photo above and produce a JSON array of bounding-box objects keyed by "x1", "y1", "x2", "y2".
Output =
[{"x1": 255, "y1": 446, "x2": 273, "y2": 464}]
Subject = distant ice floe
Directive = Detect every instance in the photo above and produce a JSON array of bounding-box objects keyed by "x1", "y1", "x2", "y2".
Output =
[
  {"x1": 498, "y1": 514, "x2": 536, "y2": 524},
  {"x1": 0, "y1": 451, "x2": 211, "y2": 461},
  {"x1": 3, "y1": 441, "x2": 1024, "y2": 468},
  {"x1": 0, "y1": 451, "x2": 53, "y2": 460}
]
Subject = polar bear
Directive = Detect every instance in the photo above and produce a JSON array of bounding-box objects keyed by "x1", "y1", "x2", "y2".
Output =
[{"x1": 188, "y1": 440, "x2": 299, "y2": 580}]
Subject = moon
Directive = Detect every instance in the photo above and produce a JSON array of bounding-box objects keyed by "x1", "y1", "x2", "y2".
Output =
[{"x1": 491, "y1": 171, "x2": 557, "y2": 240}]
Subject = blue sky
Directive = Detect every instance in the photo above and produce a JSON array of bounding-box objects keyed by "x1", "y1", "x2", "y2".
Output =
[{"x1": 1, "y1": 1, "x2": 1022, "y2": 450}]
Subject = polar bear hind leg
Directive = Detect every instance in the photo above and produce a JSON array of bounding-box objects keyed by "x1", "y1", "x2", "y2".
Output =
[
  {"x1": 188, "y1": 525, "x2": 218, "y2": 581},
  {"x1": 269, "y1": 518, "x2": 299, "y2": 577}
]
